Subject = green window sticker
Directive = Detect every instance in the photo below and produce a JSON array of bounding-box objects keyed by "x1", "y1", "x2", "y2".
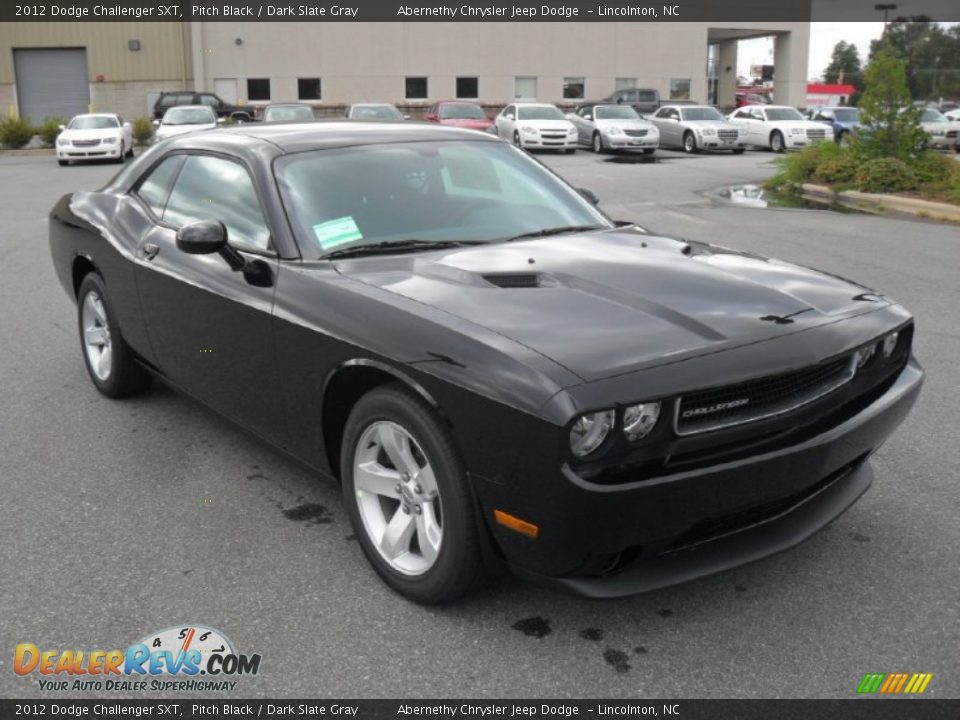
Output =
[{"x1": 312, "y1": 216, "x2": 363, "y2": 250}]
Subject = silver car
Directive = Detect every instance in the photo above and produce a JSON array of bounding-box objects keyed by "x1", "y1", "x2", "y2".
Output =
[
  {"x1": 566, "y1": 103, "x2": 660, "y2": 154},
  {"x1": 651, "y1": 105, "x2": 746, "y2": 154},
  {"x1": 919, "y1": 108, "x2": 960, "y2": 152}
]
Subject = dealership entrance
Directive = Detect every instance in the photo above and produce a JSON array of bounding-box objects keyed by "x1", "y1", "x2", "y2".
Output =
[{"x1": 13, "y1": 48, "x2": 89, "y2": 123}]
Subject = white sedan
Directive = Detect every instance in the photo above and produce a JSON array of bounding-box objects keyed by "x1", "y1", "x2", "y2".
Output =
[
  {"x1": 494, "y1": 103, "x2": 578, "y2": 152},
  {"x1": 727, "y1": 105, "x2": 833, "y2": 152},
  {"x1": 154, "y1": 105, "x2": 218, "y2": 141},
  {"x1": 56, "y1": 113, "x2": 134, "y2": 166}
]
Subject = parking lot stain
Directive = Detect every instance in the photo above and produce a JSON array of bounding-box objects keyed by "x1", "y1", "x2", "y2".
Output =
[
  {"x1": 851, "y1": 532, "x2": 871, "y2": 543},
  {"x1": 512, "y1": 616, "x2": 552, "y2": 639},
  {"x1": 247, "y1": 473, "x2": 266, "y2": 480},
  {"x1": 282, "y1": 503, "x2": 333, "y2": 524},
  {"x1": 345, "y1": 534, "x2": 357, "y2": 542},
  {"x1": 634, "y1": 646, "x2": 647, "y2": 655},
  {"x1": 735, "y1": 585, "x2": 748, "y2": 593},
  {"x1": 603, "y1": 155, "x2": 658, "y2": 165},
  {"x1": 603, "y1": 648, "x2": 631, "y2": 673},
  {"x1": 580, "y1": 628, "x2": 604, "y2": 641},
  {"x1": 657, "y1": 609, "x2": 674, "y2": 618}
]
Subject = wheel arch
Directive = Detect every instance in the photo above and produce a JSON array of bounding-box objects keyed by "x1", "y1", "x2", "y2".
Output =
[
  {"x1": 321, "y1": 359, "x2": 447, "y2": 481},
  {"x1": 71, "y1": 253, "x2": 99, "y2": 297}
]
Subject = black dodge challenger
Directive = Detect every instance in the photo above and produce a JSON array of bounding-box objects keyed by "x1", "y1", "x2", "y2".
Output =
[{"x1": 49, "y1": 122, "x2": 923, "y2": 604}]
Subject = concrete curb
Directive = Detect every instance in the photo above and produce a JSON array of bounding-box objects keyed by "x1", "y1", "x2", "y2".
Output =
[{"x1": 802, "y1": 183, "x2": 960, "y2": 223}]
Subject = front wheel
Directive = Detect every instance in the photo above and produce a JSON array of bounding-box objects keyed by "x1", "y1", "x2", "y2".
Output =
[
  {"x1": 683, "y1": 132, "x2": 699, "y2": 154},
  {"x1": 732, "y1": 148, "x2": 746, "y2": 155},
  {"x1": 592, "y1": 132, "x2": 604, "y2": 153},
  {"x1": 77, "y1": 273, "x2": 152, "y2": 398},
  {"x1": 770, "y1": 131, "x2": 785, "y2": 153},
  {"x1": 513, "y1": 131, "x2": 522, "y2": 148},
  {"x1": 58, "y1": 159, "x2": 68, "y2": 166},
  {"x1": 341, "y1": 385, "x2": 484, "y2": 604}
]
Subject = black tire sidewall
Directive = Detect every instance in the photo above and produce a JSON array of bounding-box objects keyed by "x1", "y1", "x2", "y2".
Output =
[{"x1": 341, "y1": 385, "x2": 482, "y2": 604}]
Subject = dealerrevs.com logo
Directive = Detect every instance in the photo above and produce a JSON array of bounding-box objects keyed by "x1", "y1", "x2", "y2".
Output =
[{"x1": 14, "y1": 625, "x2": 261, "y2": 692}]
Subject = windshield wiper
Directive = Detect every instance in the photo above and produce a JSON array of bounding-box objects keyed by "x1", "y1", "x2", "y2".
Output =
[
  {"x1": 506, "y1": 225, "x2": 607, "y2": 242},
  {"x1": 322, "y1": 239, "x2": 484, "y2": 260}
]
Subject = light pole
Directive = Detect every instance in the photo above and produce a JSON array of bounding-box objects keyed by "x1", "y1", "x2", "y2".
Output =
[{"x1": 875, "y1": 3, "x2": 897, "y2": 29}]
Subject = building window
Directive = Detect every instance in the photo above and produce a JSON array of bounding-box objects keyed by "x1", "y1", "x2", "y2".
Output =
[
  {"x1": 456, "y1": 77, "x2": 479, "y2": 99},
  {"x1": 298, "y1": 78, "x2": 321, "y2": 100},
  {"x1": 670, "y1": 78, "x2": 691, "y2": 100},
  {"x1": 246, "y1": 78, "x2": 270, "y2": 101},
  {"x1": 405, "y1": 76, "x2": 428, "y2": 100},
  {"x1": 514, "y1": 76, "x2": 536, "y2": 100},
  {"x1": 615, "y1": 77, "x2": 636, "y2": 91},
  {"x1": 563, "y1": 77, "x2": 585, "y2": 100}
]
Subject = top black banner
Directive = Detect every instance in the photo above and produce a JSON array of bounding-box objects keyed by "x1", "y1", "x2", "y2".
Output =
[{"x1": 2, "y1": 0, "x2": 959, "y2": 22}]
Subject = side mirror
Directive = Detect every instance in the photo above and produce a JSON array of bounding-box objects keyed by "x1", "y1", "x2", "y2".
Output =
[
  {"x1": 505, "y1": 114, "x2": 514, "y2": 120},
  {"x1": 123, "y1": 121, "x2": 131, "y2": 128},
  {"x1": 176, "y1": 220, "x2": 227, "y2": 255},
  {"x1": 216, "y1": 117, "x2": 226, "y2": 125},
  {"x1": 403, "y1": 114, "x2": 411, "y2": 120},
  {"x1": 577, "y1": 187, "x2": 600, "y2": 205},
  {"x1": 152, "y1": 119, "x2": 160, "y2": 127},
  {"x1": 58, "y1": 124, "x2": 66, "y2": 131}
]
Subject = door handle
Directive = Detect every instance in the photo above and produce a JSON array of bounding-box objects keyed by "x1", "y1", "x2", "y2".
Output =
[{"x1": 142, "y1": 242, "x2": 160, "y2": 260}]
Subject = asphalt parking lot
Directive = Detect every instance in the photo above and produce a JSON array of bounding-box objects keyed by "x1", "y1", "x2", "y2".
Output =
[{"x1": 1, "y1": 146, "x2": 957, "y2": 699}]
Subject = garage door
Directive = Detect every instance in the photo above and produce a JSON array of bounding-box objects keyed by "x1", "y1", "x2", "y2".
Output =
[{"x1": 13, "y1": 48, "x2": 90, "y2": 123}]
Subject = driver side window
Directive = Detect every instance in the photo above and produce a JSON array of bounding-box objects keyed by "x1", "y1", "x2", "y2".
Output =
[{"x1": 163, "y1": 155, "x2": 272, "y2": 252}]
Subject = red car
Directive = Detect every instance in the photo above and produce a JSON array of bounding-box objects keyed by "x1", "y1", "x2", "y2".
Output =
[{"x1": 425, "y1": 101, "x2": 493, "y2": 131}]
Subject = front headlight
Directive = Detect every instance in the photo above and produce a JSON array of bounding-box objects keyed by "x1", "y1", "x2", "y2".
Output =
[
  {"x1": 701, "y1": 128, "x2": 717, "y2": 136},
  {"x1": 791, "y1": 128, "x2": 804, "y2": 136},
  {"x1": 882, "y1": 331, "x2": 900, "y2": 358},
  {"x1": 569, "y1": 410, "x2": 615, "y2": 458},
  {"x1": 521, "y1": 126, "x2": 539, "y2": 135},
  {"x1": 567, "y1": 126, "x2": 577, "y2": 135},
  {"x1": 932, "y1": 129, "x2": 946, "y2": 136},
  {"x1": 57, "y1": 137, "x2": 69, "y2": 146},
  {"x1": 102, "y1": 136, "x2": 119, "y2": 144},
  {"x1": 623, "y1": 402, "x2": 661, "y2": 441},
  {"x1": 856, "y1": 344, "x2": 877, "y2": 370},
  {"x1": 606, "y1": 127, "x2": 623, "y2": 135}
]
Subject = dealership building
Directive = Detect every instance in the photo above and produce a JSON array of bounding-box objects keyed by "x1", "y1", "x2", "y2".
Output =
[{"x1": 0, "y1": 21, "x2": 809, "y2": 122}]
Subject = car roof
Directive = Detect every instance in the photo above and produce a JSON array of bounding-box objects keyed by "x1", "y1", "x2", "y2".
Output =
[
  {"x1": 165, "y1": 105, "x2": 213, "y2": 112},
  {"x1": 167, "y1": 120, "x2": 501, "y2": 155},
  {"x1": 350, "y1": 103, "x2": 397, "y2": 108},
  {"x1": 661, "y1": 104, "x2": 714, "y2": 110},
  {"x1": 437, "y1": 100, "x2": 483, "y2": 106},
  {"x1": 266, "y1": 102, "x2": 311, "y2": 108}
]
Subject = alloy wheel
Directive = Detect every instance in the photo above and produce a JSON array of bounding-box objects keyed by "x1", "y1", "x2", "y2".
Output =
[
  {"x1": 592, "y1": 133, "x2": 602, "y2": 153},
  {"x1": 81, "y1": 291, "x2": 112, "y2": 381},
  {"x1": 353, "y1": 421, "x2": 443, "y2": 576}
]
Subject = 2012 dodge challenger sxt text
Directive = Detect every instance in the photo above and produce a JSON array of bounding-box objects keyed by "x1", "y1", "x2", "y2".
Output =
[{"x1": 49, "y1": 123, "x2": 923, "y2": 604}]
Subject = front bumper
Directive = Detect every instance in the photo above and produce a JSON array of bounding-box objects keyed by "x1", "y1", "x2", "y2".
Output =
[
  {"x1": 785, "y1": 134, "x2": 831, "y2": 149},
  {"x1": 701, "y1": 137, "x2": 746, "y2": 150},
  {"x1": 606, "y1": 134, "x2": 659, "y2": 150},
  {"x1": 926, "y1": 135, "x2": 956, "y2": 150},
  {"x1": 520, "y1": 135, "x2": 578, "y2": 150},
  {"x1": 57, "y1": 145, "x2": 121, "y2": 160},
  {"x1": 477, "y1": 357, "x2": 923, "y2": 598}
]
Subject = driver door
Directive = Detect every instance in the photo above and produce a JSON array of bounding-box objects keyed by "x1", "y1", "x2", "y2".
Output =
[{"x1": 130, "y1": 152, "x2": 286, "y2": 445}]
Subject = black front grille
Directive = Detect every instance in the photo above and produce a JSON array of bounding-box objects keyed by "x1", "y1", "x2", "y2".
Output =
[
  {"x1": 624, "y1": 129, "x2": 648, "y2": 138},
  {"x1": 806, "y1": 129, "x2": 827, "y2": 139},
  {"x1": 946, "y1": 130, "x2": 958, "y2": 139},
  {"x1": 717, "y1": 129, "x2": 738, "y2": 141},
  {"x1": 483, "y1": 273, "x2": 541, "y2": 288},
  {"x1": 676, "y1": 354, "x2": 854, "y2": 435}
]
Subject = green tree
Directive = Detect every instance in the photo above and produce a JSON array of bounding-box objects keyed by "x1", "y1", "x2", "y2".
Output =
[
  {"x1": 823, "y1": 41, "x2": 862, "y2": 84},
  {"x1": 869, "y1": 18, "x2": 958, "y2": 99},
  {"x1": 855, "y1": 47, "x2": 926, "y2": 160}
]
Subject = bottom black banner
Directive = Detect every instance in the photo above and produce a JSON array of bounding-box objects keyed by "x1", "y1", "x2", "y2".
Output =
[{"x1": 1, "y1": 700, "x2": 958, "y2": 720}]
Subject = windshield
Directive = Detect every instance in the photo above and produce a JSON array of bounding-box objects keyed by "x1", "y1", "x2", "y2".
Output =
[
  {"x1": 351, "y1": 105, "x2": 404, "y2": 120},
  {"x1": 832, "y1": 108, "x2": 860, "y2": 122},
  {"x1": 69, "y1": 116, "x2": 119, "y2": 130},
  {"x1": 517, "y1": 106, "x2": 565, "y2": 121},
  {"x1": 163, "y1": 107, "x2": 216, "y2": 125},
  {"x1": 277, "y1": 140, "x2": 609, "y2": 259},
  {"x1": 764, "y1": 108, "x2": 804, "y2": 121},
  {"x1": 264, "y1": 105, "x2": 314, "y2": 122},
  {"x1": 595, "y1": 105, "x2": 640, "y2": 120},
  {"x1": 439, "y1": 103, "x2": 486, "y2": 120},
  {"x1": 922, "y1": 109, "x2": 947, "y2": 123},
  {"x1": 681, "y1": 107, "x2": 724, "y2": 121}
]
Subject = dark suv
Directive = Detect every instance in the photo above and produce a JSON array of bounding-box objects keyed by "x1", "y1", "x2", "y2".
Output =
[
  {"x1": 603, "y1": 88, "x2": 660, "y2": 116},
  {"x1": 152, "y1": 92, "x2": 253, "y2": 122}
]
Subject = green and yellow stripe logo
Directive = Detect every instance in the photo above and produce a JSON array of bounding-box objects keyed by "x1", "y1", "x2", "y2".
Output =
[{"x1": 857, "y1": 672, "x2": 933, "y2": 694}]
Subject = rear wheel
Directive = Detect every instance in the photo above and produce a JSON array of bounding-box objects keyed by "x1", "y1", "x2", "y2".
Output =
[
  {"x1": 77, "y1": 273, "x2": 152, "y2": 398},
  {"x1": 341, "y1": 385, "x2": 484, "y2": 604},
  {"x1": 770, "y1": 131, "x2": 785, "y2": 153}
]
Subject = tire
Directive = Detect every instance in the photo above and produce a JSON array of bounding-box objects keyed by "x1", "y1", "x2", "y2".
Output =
[
  {"x1": 58, "y1": 159, "x2": 68, "y2": 166},
  {"x1": 76, "y1": 273, "x2": 153, "y2": 398},
  {"x1": 770, "y1": 131, "x2": 785, "y2": 153},
  {"x1": 642, "y1": 148, "x2": 656, "y2": 155},
  {"x1": 126, "y1": 144, "x2": 135, "y2": 158},
  {"x1": 513, "y1": 131, "x2": 522, "y2": 148},
  {"x1": 683, "y1": 132, "x2": 699, "y2": 154},
  {"x1": 592, "y1": 132, "x2": 604, "y2": 153},
  {"x1": 341, "y1": 384, "x2": 484, "y2": 604},
  {"x1": 732, "y1": 148, "x2": 746, "y2": 155},
  {"x1": 116, "y1": 143, "x2": 126, "y2": 163},
  {"x1": 564, "y1": 148, "x2": 575, "y2": 154}
]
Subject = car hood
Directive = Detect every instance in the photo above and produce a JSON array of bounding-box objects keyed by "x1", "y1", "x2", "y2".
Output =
[
  {"x1": 156, "y1": 122, "x2": 217, "y2": 137},
  {"x1": 519, "y1": 120, "x2": 575, "y2": 132},
  {"x1": 684, "y1": 120, "x2": 737, "y2": 131},
  {"x1": 768, "y1": 120, "x2": 827, "y2": 131},
  {"x1": 61, "y1": 128, "x2": 121, "y2": 141},
  {"x1": 595, "y1": 118, "x2": 657, "y2": 132},
  {"x1": 440, "y1": 118, "x2": 493, "y2": 130},
  {"x1": 334, "y1": 232, "x2": 885, "y2": 382}
]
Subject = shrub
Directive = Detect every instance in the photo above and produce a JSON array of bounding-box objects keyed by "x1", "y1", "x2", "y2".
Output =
[
  {"x1": 0, "y1": 116, "x2": 36, "y2": 148},
  {"x1": 814, "y1": 154, "x2": 860, "y2": 186},
  {"x1": 38, "y1": 116, "x2": 66, "y2": 146},
  {"x1": 764, "y1": 141, "x2": 844, "y2": 189},
  {"x1": 132, "y1": 117, "x2": 154, "y2": 146},
  {"x1": 854, "y1": 157, "x2": 918, "y2": 193},
  {"x1": 854, "y1": 47, "x2": 926, "y2": 161},
  {"x1": 911, "y1": 151, "x2": 957, "y2": 185}
]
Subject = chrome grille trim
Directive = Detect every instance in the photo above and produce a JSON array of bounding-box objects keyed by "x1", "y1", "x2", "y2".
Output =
[
  {"x1": 624, "y1": 129, "x2": 648, "y2": 138},
  {"x1": 673, "y1": 354, "x2": 857, "y2": 436},
  {"x1": 806, "y1": 129, "x2": 827, "y2": 139},
  {"x1": 72, "y1": 139, "x2": 101, "y2": 147}
]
